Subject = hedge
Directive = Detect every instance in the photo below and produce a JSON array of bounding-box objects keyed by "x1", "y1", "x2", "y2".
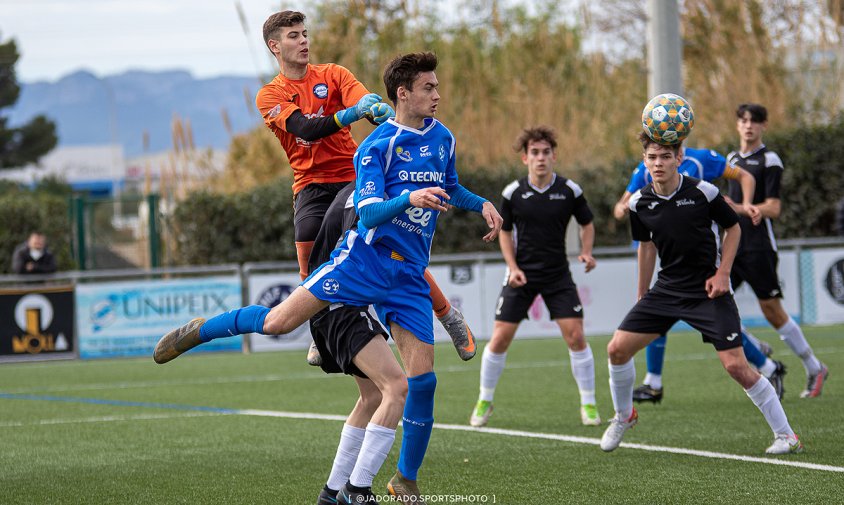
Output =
[
  {"x1": 170, "y1": 117, "x2": 844, "y2": 266},
  {"x1": 3, "y1": 119, "x2": 840, "y2": 270},
  {"x1": 0, "y1": 178, "x2": 74, "y2": 274}
]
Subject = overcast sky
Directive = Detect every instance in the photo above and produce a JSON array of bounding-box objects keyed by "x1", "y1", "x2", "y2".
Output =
[{"x1": 1, "y1": 0, "x2": 310, "y2": 82}]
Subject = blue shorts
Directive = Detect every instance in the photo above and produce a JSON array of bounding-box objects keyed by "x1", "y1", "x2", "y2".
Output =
[{"x1": 303, "y1": 230, "x2": 434, "y2": 344}]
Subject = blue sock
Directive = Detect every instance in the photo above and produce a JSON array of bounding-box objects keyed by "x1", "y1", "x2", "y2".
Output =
[
  {"x1": 198, "y1": 305, "x2": 270, "y2": 342},
  {"x1": 398, "y1": 372, "x2": 436, "y2": 481},
  {"x1": 741, "y1": 331, "x2": 767, "y2": 368},
  {"x1": 646, "y1": 335, "x2": 667, "y2": 375}
]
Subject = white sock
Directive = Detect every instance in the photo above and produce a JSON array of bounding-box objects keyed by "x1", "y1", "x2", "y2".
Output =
[
  {"x1": 759, "y1": 358, "x2": 777, "y2": 378},
  {"x1": 609, "y1": 359, "x2": 635, "y2": 420},
  {"x1": 479, "y1": 347, "x2": 507, "y2": 402},
  {"x1": 326, "y1": 424, "x2": 366, "y2": 491},
  {"x1": 569, "y1": 345, "x2": 596, "y2": 405},
  {"x1": 643, "y1": 372, "x2": 662, "y2": 390},
  {"x1": 777, "y1": 317, "x2": 821, "y2": 376},
  {"x1": 745, "y1": 376, "x2": 793, "y2": 436},
  {"x1": 348, "y1": 423, "x2": 396, "y2": 488}
]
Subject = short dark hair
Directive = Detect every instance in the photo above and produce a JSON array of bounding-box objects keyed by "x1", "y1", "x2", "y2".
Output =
[
  {"x1": 383, "y1": 52, "x2": 438, "y2": 104},
  {"x1": 736, "y1": 103, "x2": 768, "y2": 123},
  {"x1": 262, "y1": 11, "x2": 305, "y2": 50},
  {"x1": 514, "y1": 126, "x2": 558, "y2": 153},
  {"x1": 638, "y1": 131, "x2": 682, "y2": 154}
]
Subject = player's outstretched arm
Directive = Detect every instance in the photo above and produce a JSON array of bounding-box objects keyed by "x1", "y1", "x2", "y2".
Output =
[
  {"x1": 578, "y1": 222, "x2": 597, "y2": 273},
  {"x1": 481, "y1": 201, "x2": 502, "y2": 242},
  {"x1": 733, "y1": 167, "x2": 761, "y2": 225},
  {"x1": 613, "y1": 191, "x2": 632, "y2": 220},
  {"x1": 366, "y1": 102, "x2": 395, "y2": 125},
  {"x1": 707, "y1": 222, "x2": 741, "y2": 298},
  {"x1": 498, "y1": 230, "x2": 526, "y2": 287},
  {"x1": 636, "y1": 241, "x2": 657, "y2": 300},
  {"x1": 334, "y1": 93, "x2": 382, "y2": 127},
  {"x1": 408, "y1": 187, "x2": 450, "y2": 212}
]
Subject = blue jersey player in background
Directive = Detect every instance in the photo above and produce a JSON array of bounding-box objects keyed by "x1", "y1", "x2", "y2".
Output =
[
  {"x1": 612, "y1": 146, "x2": 788, "y2": 402},
  {"x1": 152, "y1": 51, "x2": 503, "y2": 505}
]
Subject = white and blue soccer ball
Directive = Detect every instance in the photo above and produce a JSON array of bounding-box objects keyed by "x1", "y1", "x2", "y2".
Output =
[{"x1": 642, "y1": 93, "x2": 695, "y2": 145}]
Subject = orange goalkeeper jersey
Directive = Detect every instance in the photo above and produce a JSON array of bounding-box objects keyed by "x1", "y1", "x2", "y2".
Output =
[{"x1": 256, "y1": 63, "x2": 370, "y2": 194}]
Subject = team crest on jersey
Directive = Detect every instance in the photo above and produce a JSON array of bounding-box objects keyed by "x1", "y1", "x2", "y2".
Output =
[
  {"x1": 322, "y1": 278, "x2": 340, "y2": 295},
  {"x1": 359, "y1": 181, "x2": 376, "y2": 197},
  {"x1": 313, "y1": 83, "x2": 328, "y2": 99},
  {"x1": 396, "y1": 146, "x2": 413, "y2": 162}
]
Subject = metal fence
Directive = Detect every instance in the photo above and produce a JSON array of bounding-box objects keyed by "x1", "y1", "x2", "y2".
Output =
[{"x1": 1, "y1": 238, "x2": 842, "y2": 363}]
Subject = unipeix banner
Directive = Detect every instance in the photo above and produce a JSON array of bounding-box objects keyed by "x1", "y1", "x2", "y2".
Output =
[
  {"x1": 75, "y1": 276, "x2": 242, "y2": 359},
  {"x1": 0, "y1": 285, "x2": 75, "y2": 361}
]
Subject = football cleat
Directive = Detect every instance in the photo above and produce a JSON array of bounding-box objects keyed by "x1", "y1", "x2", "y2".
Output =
[
  {"x1": 337, "y1": 482, "x2": 375, "y2": 504},
  {"x1": 316, "y1": 486, "x2": 338, "y2": 505},
  {"x1": 469, "y1": 399, "x2": 494, "y2": 427},
  {"x1": 600, "y1": 408, "x2": 638, "y2": 452},
  {"x1": 580, "y1": 404, "x2": 601, "y2": 426},
  {"x1": 765, "y1": 434, "x2": 803, "y2": 455},
  {"x1": 153, "y1": 317, "x2": 205, "y2": 364},
  {"x1": 438, "y1": 306, "x2": 476, "y2": 361},
  {"x1": 632, "y1": 384, "x2": 663, "y2": 404},
  {"x1": 387, "y1": 470, "x2": 426, "y2": 505},
  {"x1": 307, "y1": 340, "x2": 323, "y2": 367},
  {"x1": 800, "y1": 363, "x2": 829, "y2": 398},
  {"x1": 766, "y1": 360, "x2": 787, "y2": 399}
]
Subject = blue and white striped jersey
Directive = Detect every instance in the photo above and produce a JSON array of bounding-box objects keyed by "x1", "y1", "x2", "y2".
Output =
[{"x1": 352, "y1": 117, "x2": 458, "y2": 265}]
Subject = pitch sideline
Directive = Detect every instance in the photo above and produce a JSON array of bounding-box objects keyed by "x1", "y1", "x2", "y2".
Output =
[{"x1": 2, "y1": 392, "x2": 842, "y2": 474}]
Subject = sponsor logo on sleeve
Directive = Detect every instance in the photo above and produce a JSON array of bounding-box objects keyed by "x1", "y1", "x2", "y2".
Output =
[{"x1": 359, "y1": 181, "x2": 377, "y2": 197}]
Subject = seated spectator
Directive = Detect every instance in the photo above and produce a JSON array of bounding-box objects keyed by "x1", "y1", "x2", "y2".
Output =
[{"x1": 11, "y1": 232, "x2": 57, "y2": 274}]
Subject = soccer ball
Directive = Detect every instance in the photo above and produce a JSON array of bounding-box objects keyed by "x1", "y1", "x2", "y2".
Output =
[{"x1": 641, "y1": 93, "x2": 695, "y2": 145}]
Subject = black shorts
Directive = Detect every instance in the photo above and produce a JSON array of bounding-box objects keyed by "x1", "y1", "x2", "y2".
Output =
[
  {"x1": 309, "y1": 304, "x2": 388, "y2": 378},
  {"x1": 618, "y1": 290, "x2": 742, "y2": 351},
  {"x1": 731, "y1": 250, "x2": 783, "y2": 300},
  {"x1": 294, "y1": 182, "x2": 353, "y2": 242},
  {"x1": 494, "y1": 273, "x2": 583, "y2": 322}
]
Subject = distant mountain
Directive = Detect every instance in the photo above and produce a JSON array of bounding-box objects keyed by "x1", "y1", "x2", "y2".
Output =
[{"x1": 6, "y1": 70, "x2": 266, "y2": 156}]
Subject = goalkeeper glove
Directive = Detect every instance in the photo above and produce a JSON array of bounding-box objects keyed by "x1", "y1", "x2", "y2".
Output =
[
  {"x1": 334, "y1": 93, "x2": 381, "y2": 127},
  {"x1": 367, "y1": 102, "x2": 395, "y2": 124}
]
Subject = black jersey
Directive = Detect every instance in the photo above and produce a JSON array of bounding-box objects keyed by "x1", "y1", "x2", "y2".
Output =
[
  {"x1": 629, "y1": 175, "x2": 739, "y2": 298},
  {"x1": 307, "y1": 182, "x2": 358, "y2": 274},
  {"x1": 500, "y1": 174, "x2": 594, "y2": 279},
  {"x1": 726, "y1": 145, "x2": 783, "y2": 252}
]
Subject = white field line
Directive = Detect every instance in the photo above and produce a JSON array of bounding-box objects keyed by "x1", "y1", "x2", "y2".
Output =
[
  {"x1": 0, "y1": 411, "x2": 222, "y2": 427},
  {"x1": 238, "y1": 409, "x2": 844, "y2": 474},
  {"x1": 5, "y1": 400, "x2": 843, "y2": 474}
]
